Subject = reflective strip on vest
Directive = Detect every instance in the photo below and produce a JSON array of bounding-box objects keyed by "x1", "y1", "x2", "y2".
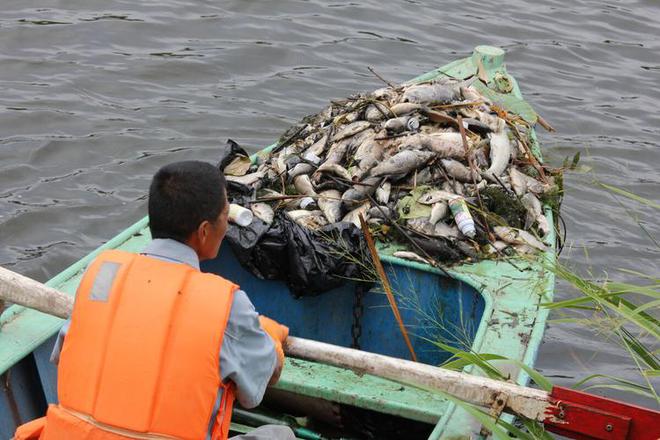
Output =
[{"x1": 57, "y1": 249, "x2": 237, "y2": 440}]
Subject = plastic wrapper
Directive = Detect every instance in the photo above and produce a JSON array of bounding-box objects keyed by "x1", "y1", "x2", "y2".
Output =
[{"x1": 225, "y1": 210, "x2": 367, "y2": 298}]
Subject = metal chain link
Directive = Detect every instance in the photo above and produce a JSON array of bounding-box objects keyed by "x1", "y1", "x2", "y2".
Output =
[{"x1": 351, "y1": 283, "x2": 365, "y2": 349}]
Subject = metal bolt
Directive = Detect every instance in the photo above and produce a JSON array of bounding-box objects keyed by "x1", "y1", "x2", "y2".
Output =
[
  {"x1": 558, "y1": 409, "x2": 565, "y2": 419},
  {"x1": 605, "y1": 424, "x2": 613, "y2": 432}
]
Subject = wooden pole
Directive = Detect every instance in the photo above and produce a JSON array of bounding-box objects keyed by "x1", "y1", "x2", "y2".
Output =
[
  {"x1": 0, "y1": 266, "x2": 72, "y2": 319},
  {"x1": 359, "y1": 214, "x2": 418, "y2": 362}
]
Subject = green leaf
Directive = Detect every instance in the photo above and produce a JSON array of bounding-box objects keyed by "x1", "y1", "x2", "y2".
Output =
[
  {"x1": 616, "y1": 268, "x2": 660, "y2": 283},
  {"x1": 619, "y1": 328, "x2": 660, "y2": 370},
  {"x1": 596, "y1": 182, "x2": 660, "y2": 210},
  {"x1": 606, "y1": 282, "x2": 660, "y2": 299},
  {"x1": 570, "y1": 152, "x2": 581, "y2": 170},
  {"x1": 573, "y1": 373, "x2": 652, "y2": 393},
  {"x1": 581, "y1": 383, "x2": 657, "y2": 400}
]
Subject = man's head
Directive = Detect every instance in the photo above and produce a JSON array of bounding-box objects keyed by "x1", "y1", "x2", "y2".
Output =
[{"x1": 148, "y1": 161, "x2": 229, "y2": 261}]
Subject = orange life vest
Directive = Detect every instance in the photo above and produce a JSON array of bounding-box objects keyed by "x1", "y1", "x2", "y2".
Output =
[{"x1": 36, "y1": 249, "x2": 238, "y2": 440}]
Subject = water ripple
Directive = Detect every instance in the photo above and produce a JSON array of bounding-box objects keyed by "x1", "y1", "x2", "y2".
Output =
[{"x1": 0, "y1": 0, "x2": 658, "y2": 401}]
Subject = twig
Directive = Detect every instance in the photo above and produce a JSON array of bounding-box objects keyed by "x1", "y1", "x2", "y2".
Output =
[
  {"x1": 536, "y1": 114, "x2": 555, "y2": 132},
  {"x1": 430, "y1": 101, "x2": 484, "y2": 109},
  {"x1": 507, "y1": 121, "x2": 548, "y2": 182},
  {"x1": 274, "y1": 125, "x2": 306, "y2": 154},
  {"x1": 367, "y1": 66, "x2": 398, "y2": 89},
  {"x1": 359, "y1": 214, "x2": 417, "y2": 362}
]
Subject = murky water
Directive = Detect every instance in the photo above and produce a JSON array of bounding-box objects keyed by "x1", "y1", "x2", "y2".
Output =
[{"x1": 1, "y1": 0, "x2": 658, "y2": 406}]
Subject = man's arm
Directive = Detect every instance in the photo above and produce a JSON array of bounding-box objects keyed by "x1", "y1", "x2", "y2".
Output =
[
  {"x1": 50, "y1": 319, "x2": 70, "y2": 365},
  {"x1": 220, "y1": 290, "x2": 284, "y2": 409}
]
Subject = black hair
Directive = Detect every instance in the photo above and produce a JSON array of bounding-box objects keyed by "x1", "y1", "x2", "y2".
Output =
[{"x1": 148, "y1": 161, "x2": 227, "y2": 243}]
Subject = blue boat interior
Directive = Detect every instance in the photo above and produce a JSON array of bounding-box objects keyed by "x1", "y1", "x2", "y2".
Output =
[{"x1": 203, "y1": 242, "x2": 487, "y2": 366}]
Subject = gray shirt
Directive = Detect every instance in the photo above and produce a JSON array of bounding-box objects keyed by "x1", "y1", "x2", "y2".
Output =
[{"x1": 51, "y1": 238, "x2": 278, "y2": 411}]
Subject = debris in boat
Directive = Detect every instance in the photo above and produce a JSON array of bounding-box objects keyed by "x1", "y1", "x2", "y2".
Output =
[{"x1": 223, "y1": 76, "x2": 561, "y2": 293}]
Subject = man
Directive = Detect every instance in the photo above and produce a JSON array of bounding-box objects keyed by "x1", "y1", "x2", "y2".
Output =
[{"x1": 15, "y1": 161, "x2": 293, "y2": 440}]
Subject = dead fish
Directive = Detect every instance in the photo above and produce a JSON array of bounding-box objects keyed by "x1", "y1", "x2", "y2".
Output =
[
  {"x1": 465, "y1": 180, "x2": 488, "y2": 197},
  {"x1": 393, "y1": 251, "x2": 431, "y2": 265},
  {"x1": 293, "y1": 174, "x2": 317, "y2": 196},
  {"x1": 509, "y1": 167, "x2": 527, "y2": 197},
  {"x1": 288, "y1": 162, "x2": 315, "y2": 179},
  {"x1": 369, "y1": 150, "x2": 435, "y2": 179},
  {"x1": 333, "y1": 121, "x2": 371, "y2": 142},
  {"x1": 521, "y1": 193, "x2": 550, "y2": 236},
  {"x1": 404, "y1": 167, "x2": 434, "y2": 187},
  {"x1": 364, "y1": 102, "x2": 391, "y2": 121},
  {"x1": 305, "y1": 133, "x2": 328, "y2": 158},
  {"x1": 295, "y1": 212, "x2": 329, "y2": 230},
  {"x1": 342, "y1": 202, "x2": 370, "y2": 228},
  {"x1": 315, "y1": 162, "x2": 352, "y2": 182},
  {"x1": 376, "y1": 181, "x2": 391, "y2": 204},
  {"x1": 513, "y1": 244, "x2": 537, "y2": 255},
  {"x1": 408, "y1": 218, "x2": 459, "y2": 238},
  {"x1": 275, "y1": 145, "x2": 296, "y2": 175},
  {"x1": 351, "y1": 134, "x2": 385, "y2": 180},
  {"x1": 384, "y1": 116, "x2": 420, "y2": 134},
  {"x1": 483, "y1": 131, "x2": 512, "y2": 182},
  {"x1": 251, "y1": 203, "x2": 274, "y2": 224},
  {"x1": 461, "y1": 118, "x2": 492, "y2": 136},
  {"x1": 420, "y1": 132, "x2": 466, "y2": 158},
  {"x1": 509, "y1": 168, "x2": 553, "y2": 196},
  {"x1": 226, "y1": 170, "x2": 265, "y2": 187},
  {"x1": 460, "y1": 85, "x2": 487, "y2": 103},
  {"x1": 368, "y1": 205, "x2": 392, "y2": 220},
  {"x1": 318, "y1": 190, "x2": 343, "y2": 223},
  {"x1": 314, "y1": 179, "x2": 346, "y2": 192},
  {"x1": 390, "y1": 102, "x2": 423, "y2": 116},
  {"x1": 342, "y1": 176, "x2": 382, "y2": 208},
  {"x1": 323, "y1": 138, "x2": 352, "y2": 166},
  {"x1": 402, "y1": 82, "x2": 459, "y2": 104},
  {"x1": 494, "y1": 226, "x2": 546, "y2": 251},
  {"x1": 418, "y1": 189, "x2": 455, "y2": 205},
  {"x1": 476, "y1": 110, "x2": 505, "y2": 132},
  {"x1": 492, "y1": 240, "x2": 509, "y2": 251},
  {"x1": 319, "y1": 105, "x2": 333, "y2": 122},
  {"x1": 286, "y1": 209, "x2": 318, "y2": 221},
  {"x1": 441, "y1": 159, "x2": 481, "y2": 183},
  {"x1": 429, "y1": 202, "x2": 448, "y2": 224},
  {"x1": 469, "y1": 147, "x2": 489, "y2": 168},
  {"x1": 372, "y1": 86, "x2": 397, "y2": 101},
  {"x1": 453, "y1": 181, "x2": 465, "y2": 195}
]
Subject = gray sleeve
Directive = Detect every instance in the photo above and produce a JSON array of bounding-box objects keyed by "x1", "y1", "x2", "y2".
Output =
[
  {"x1": 220, "y1": 290, "x2": 278, "y2": 409},
  {"x1": 50, "y1": 319, "x2": 70, "y2": 365}
]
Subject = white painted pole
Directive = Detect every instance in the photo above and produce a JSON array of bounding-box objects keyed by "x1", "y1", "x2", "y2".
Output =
[
  {"x1": 0, "y1": 266, "x2": 72, "y2": 319},
  {"x1": 0, "y1": 266, "x2": 552, "y2": 421}
]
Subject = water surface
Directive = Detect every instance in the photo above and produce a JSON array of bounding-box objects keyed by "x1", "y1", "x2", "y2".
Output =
[{"x1": 1, "y1": 0, "x2": 658, "y2": 406}]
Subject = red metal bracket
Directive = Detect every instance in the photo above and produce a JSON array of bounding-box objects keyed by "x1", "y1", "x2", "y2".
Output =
[{"x1": 544, "y1": 386, "x2": 660, "y2": 440}]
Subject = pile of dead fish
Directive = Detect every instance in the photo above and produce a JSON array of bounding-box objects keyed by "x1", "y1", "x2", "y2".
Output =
[{"x1": 223, "y1": 77, "x2": 558, "y2": 265}]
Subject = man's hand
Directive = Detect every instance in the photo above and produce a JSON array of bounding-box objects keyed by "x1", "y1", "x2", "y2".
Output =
[{"x1": 258, "y1": 315, "x2": 289, "y2": 385}]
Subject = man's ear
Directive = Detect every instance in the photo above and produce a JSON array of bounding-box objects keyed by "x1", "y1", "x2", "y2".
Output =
[{"x1": 197, "y1": 220, "x2": 211, "y2": 243}]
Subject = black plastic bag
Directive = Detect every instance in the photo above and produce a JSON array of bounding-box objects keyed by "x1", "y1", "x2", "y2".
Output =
[
  {"x1": 217, "y1": 139, "x2": 252, "y2": 176},
  {"x1": 225, "y1": 211, "x2": 367, "y2": 297}
]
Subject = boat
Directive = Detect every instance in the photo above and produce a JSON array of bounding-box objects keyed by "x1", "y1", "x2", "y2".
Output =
[{"x1": 0, "y1": 46, "x2": 556, "y2": 439}]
